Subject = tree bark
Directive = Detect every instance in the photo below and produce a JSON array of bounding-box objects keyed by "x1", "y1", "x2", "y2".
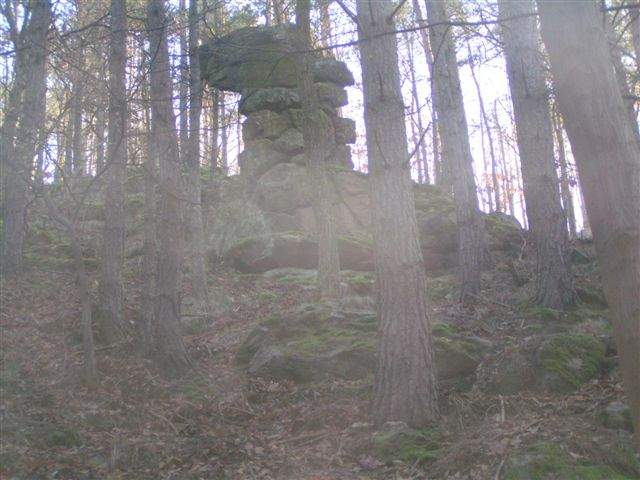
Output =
[
  {"x1": 101, "y1": 0, "x2": 128, "y2": 342},
  {"x1": 141, "y1": 60, "x2": 157, "y2": 352},
  {"x1": 424, "y1": 0, "x2": 484, "y2": 306},
  {"x1": 147, "y1": 0, "x2": 191, "y2": 374},
  {"x1": 538, "y1": 0, "x2": 640, "y2": 451},
  {"x1": 209, "y1": 90, "x2": 219, "y2": 176},
  {"x1": 412, "y1": 0, "x2": 441, "y2": 186},
  {"x1": 552, "y1": 112, "x2": 577, "y2": 240},
  {"x1": 356, "y1": 0, "x2": 438, "y2": 427},
  {"x1": 183, "y1": 0, "x2": 209, "y2": 316},
  {"x1": 71, "y1": 43, "x2": 86, "y2": 175},
  {"x1": 499, "y1": 0, "x2": 575, "y2": 309},
  {"x1": 632, "y1": 7, "x2": 640, "y2": 74},
  {"x1": 1, "y1": 0, "x2": 50, "y2": 276},
  {"x1": 295, "y1": 0, "x2": 341, "y2": 301},
  {"x1": 405, "y1": 31, "x2": 429, "y2": 184},
  {"x1": 178, "y1": 0, "x2": 189, "y2": 155},
  {"x1": 467, "y1": 45, "x2": 500, "y2": 212}
]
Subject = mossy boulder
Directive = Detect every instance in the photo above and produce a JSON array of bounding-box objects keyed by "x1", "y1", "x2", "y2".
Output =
[
  {"x1": 537, "y1": 333, "x2": 606, "y2": 392},
  {"x1": 504, "y1": 441, "x2": 639, "y2": 480},
  {"x1": 480, "y1": 333, "x2": 607, "y2": 395},
  {"x1": 237, "y1": 304, "x2": 491, "y2": 384},
  {"x1": 225, "y1": 231, "x2": 374, "y2": 273}
]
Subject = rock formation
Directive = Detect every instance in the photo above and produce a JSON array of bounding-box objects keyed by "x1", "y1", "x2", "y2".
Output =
[
  {"x1": 199, "y1": 25, "x2": 524, "y2": 274},
  {"x1": 200, "y1": 24, "x2": 356, "y2": 178}
]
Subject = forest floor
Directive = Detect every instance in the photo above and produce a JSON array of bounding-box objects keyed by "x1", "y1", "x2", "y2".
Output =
[{"x1": 1, "y1": 239, "x2": 639, "y2": 479}]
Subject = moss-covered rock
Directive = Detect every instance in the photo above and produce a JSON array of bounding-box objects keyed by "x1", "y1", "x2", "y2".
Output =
[
  {"x1": 237, "y1": 304, "x2": 491, "y2": 385},
  {"x1": 504, "y1": 442, "x2": 639, "y2": 480},
  {"x1": 537, "y1": 333, "x2": 606, "y2": 392},
  {"x1": 481, "y1": 333, "x2": 607, "y2": 395}
]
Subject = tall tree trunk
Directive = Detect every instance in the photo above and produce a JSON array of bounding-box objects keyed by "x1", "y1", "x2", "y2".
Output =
[
  {"x1": 424, "y1": 0, "x2": 484, "y2": 306},
  {"x1": 141, "y1": 62, "x2": 157, "y2": 352},
  {"x1": 1, "y1": 0, "x2": 51, "y2": 276},
  {"x1": 102, "y1": 0, "x2": 128, "y2": 342},
  {"x1": 467, "y1": 45, "x2": 500, "y2": 212},
  {"x1": 412, "y1": 0, "x2": 441, "y2": 186},
  {"x1": 184, "y1": 0, "x2": 209, "y2": 316},
  {"x1": 538, "y1": 0, "x2": 640, "y2": 451},
  {"x1": 42, "y1": 194, "x2": 97, "y2": 382},
  {"x1": 356, "y1": 0, "x2": 438, "y2": 427},
  {"x1": 178, "y1": 0, "x2": 189, "y2": 154},
  {"x1": 71, "y1": 43, "x2": 86, "y2": 175},
  {"x1": 94, "y1": 44, "x2": 106, "y2": 175},
  {"x1": 499, "y1": 0, "x2": 575, "y2": 309},
  {"x1": 295, "y1": 0, "x2": 341, "y2": 301},
  {"x1": 405, "y1": 31, "x2": 429, "y2": 184},
  {"x1": 552, "y1": 112, "x2": 577, "y2": 240},
  {"x1": 632, "y1": 7, "x2": 640, "y2": 74},
  {"x1": 604, "y1": 13, "x2": 640, "y2": 143},
  {"x1": 220, "y1": 93, "x2": 229, "y2": 175},
  {"x1": 209, "y1": 90, "x2": 219, "y2": 176},
  {"x1": 147, "y1": 0, "x2": 191, "y2": 373},
  {"x1": 318, "y1": 0, "x2": 333, "y2": 50}
]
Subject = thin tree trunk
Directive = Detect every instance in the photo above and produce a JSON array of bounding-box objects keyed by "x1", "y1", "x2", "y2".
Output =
[
  {"x1": 493, "y1": 102, "x2": 514, "y2": 216},
  {"x1": 538, "y1": 0, "x2": 640, "y2": 450},
  {"x1": 424, "y1": 0, "x2": 484, "y2": 306},
  {"x1": 356, "y1": 0, "x2": 438, "y2": 427},
  {"x1": 178, "y1": 0, "x2": 189, "y2": 155},
  {"x1": 296, "y1": 0, "x2": 341, "y2": 301},
  {"x1": 405, "y1": 31, "x2": 429, "y2": 184},
  {"x1": 467, "y1": 45, "x2": 500, "y2": 212},
  {"x1": 412, "y1": 0, "x2": 441, "y2": 186},
  {"x1": 478, "y1": 108, "x2": 492, "y2": 211},
  {"x1": 1, "y1": 0, "x2": 50, "y2": 276},
  {"x1": 318, "y1": 0, "x2": 332, "y2": 50},
  {"x1": 147, "y1": 0, "x2": 191, "y2": 374},
  {"x1": 141, "y1": 60, "x2": 157, "y2": 352},
  {"x1": 71, "y1": 44, "x2": 86, "y2": 175},
  {"x1": 102, "y1": 0, "x2": 128, "y2": 342},
  {"x1": 499, "y1": 0, "x2": 575, "y2": 309},
  {"x1": 553, "y1": 112, "x2": 577, "y2": 240},
  {"x1": 209, "y1": 90, "x2": 219, "y2": 176},
  {"x1": 42, "y1": 193, "x2": 97, "y2": 382},
  {"x1": 220, "y1": 93, "x2": 229, "y2": 175},
  {"x1": 184, "y1": 0, "x2": 209, "y2": 316}
]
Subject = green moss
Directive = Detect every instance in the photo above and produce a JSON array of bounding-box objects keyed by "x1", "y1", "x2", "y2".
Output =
[
  {"x1": 538, "y1": 334, "x2": 606, "y2": 391},
  {"x1": 504, "y1": 442, "x2": 639, "y2": 480},
  {"x1": 527, "y1": 306, "x2": 564, "y2": 321},
  {"x1": 233, "y1": 235, "x2": 260, "y2": 251},
  {"x1": 257, "y1": 290, "x2": 279, "y2": 303},
  {"x1": 426, "y1": 275, "x2": 458, "y2": 301},
  {"x1": 46, "y1": 428, "x2": 81, "y2": 448},
  {"x1": 432, "y1": 322, "x2": 458, "y2": 337},
  {"x1": 283, "y1": 325, "x2": 374, "y2": 356},
  {"x1": 413, "y1": 184, "x2": 455, "y2": 214},
  {"x1": 373, "y1": 428, "x2": 443, "y2": 464},
  {"x1": 338, "y1": 233, "x2": 374, "y2": 249}
]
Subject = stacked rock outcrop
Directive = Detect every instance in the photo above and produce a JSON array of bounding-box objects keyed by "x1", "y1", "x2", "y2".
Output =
[
  {"x1": 200, "y1": 24, "x2": 357, "y2": 177},
  {"x1": 199, "y1": 25, "x2": 525, "y2": 275}
]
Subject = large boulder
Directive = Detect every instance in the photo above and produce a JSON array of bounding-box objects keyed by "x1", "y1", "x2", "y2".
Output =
[
  {"x1": 203, "y1": 164, "x2": 524, "y2": 274},
  {"x1": 200, "y1": 24, "x2": 354, "y2": 92},
  {"x1": 237, "y1": 303, "x2": 492, "y2": 384},
  {"x1": 478, "y1": 333, "x2": 608, "y2": 394}
]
